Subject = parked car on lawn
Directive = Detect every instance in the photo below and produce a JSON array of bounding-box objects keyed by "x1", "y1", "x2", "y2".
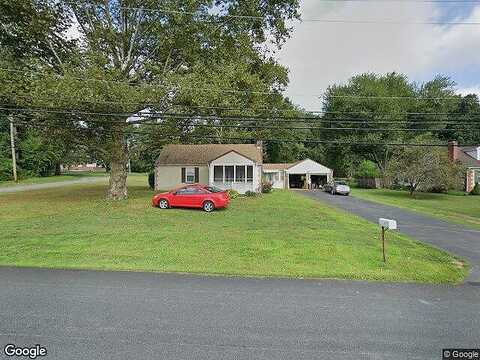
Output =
[
  {"x1": 324, "y1": 180, "x2": 351, "y2": 196},
  {"x1": 152, "y1": 184, "x2": 230, "y2": 212}
]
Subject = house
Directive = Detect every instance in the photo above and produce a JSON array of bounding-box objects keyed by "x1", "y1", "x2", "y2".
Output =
[
  {"x1": 62, "y1": 163, "x2": 105, "y2": 172},
  {"x1": 263, "y1": 159, "x2": 333, "y2": 190},
  {"x1": 155, "y1": 143, "x2": 263, "y2": 194},
  {"x1": 448, "y1": 141, "x2": 480, "y2": 192},
  {"x1": 155, "y1": 143, "x2": 334, "y2": 193}
]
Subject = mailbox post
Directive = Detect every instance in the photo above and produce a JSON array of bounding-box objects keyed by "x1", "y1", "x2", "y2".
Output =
[{"x1": 378, "y1": 218, "x2": 397, "y2": 263}]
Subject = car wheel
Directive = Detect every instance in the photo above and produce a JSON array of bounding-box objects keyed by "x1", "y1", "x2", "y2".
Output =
[
  {"x1": 159, "y1": 199, "x2": 169, "y2": 209},
  {"x1": 203, "y1": 201, "x2": 215, "y2": 212}
]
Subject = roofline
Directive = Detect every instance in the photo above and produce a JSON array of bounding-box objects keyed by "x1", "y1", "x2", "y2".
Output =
[
  {"x1": 208, "y1": 149, "x2": 260, "y2": 164},
  {"x1": 285, "y1": 158, "x2": 333, "y2": 172},
  {"x1": 156, "y1": 163, "x2": 207, "y2": 166}
]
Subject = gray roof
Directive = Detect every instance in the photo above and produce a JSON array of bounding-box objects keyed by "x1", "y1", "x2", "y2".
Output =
[
  {"x1": 263, "y1": 161, "x2": 302, "y2": 171},
  {"x1": 458, "y1": 147, "x2": 480, "y2": 168},
  {"x1": 155, "y1": 144, "x2": 263, "y2": 166}
]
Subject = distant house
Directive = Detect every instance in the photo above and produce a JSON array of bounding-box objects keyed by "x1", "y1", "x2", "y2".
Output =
[
  {"x1": 448, "y1": 141, "x2": 480, "y2": 192},
  {"x1": 62, "y1": 163, "x2": 105, "y2": 172},
  {"x1": 155, "y1": 143, "x2": 334, "y2": 193},
  {"x1": 263, "y1": 159, "x2": 333, "y2": 190}
]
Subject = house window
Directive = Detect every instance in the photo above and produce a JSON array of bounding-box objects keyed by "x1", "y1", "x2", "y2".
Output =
[
  {"x1": 225, "y1": 166, "x2": 234, "y2": 182},
  {"x1": 235, "y1": 166, "x2": 245, "y2": 182},
  {"x1": 247, "y1": 166, "x2": 253, "y2": 182},
  {"x1": 186, "y1": 168, "x2": 195, "y2": 183},
  {"x1": 214, "y1": 166, "x2": 223, "y2": 182}
]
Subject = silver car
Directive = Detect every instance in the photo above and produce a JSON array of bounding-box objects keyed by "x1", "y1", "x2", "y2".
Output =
[{"x1": 324, "y1": 180, "x2": 351, "y2": 196}]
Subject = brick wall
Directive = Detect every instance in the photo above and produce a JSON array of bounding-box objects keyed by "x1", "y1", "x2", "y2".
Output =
[{"x1": 466, "y1": 169, "x2": 475, "y2": 192}]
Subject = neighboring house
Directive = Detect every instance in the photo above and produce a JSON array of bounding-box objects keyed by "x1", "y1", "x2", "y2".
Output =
[
  {"x1": 62, "y1": 163, "x2": 105, "y2": 172},
  {"x1": 155, "y1": 143, "x2": 263, "y2": 194},
  {"x1": 448, "y1": 141, "x2": 480, "y2": 192},
  {"x1": 155, "y1": 144, "x2": 334, "y2": 193},
  {"x1": 263, "y1": 159, "x2": 333, "y2": 190}
]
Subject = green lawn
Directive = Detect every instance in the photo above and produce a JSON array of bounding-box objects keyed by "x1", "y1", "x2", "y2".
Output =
[
  {"x1": 352, "y1": 188, "x2": 480, "y2": 229},
  {"x1": 0, "y1": 176, "x2": 467, "y2": 283},
  {"x1": 0, "y1": 171, "x2": 108, "y2": 188}
]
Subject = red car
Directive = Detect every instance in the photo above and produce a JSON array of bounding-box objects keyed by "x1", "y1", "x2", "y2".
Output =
[{"x1": 152, "y1": 184, "x2": 230, "y2": 212}]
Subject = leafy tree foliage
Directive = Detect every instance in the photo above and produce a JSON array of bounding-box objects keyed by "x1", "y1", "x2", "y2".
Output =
[
  {"x1": 355, "y1": 160, "x2": 380, "y2": 178},
  {"x1": 0, "y1": 0, "x2": 301, "y2": 198},
  {"x1": 387, "y1": 136, "x2": 465, "y2": 196},
  {"x1": 318, "y1": 73, "x2": 480, "y2": 180}
]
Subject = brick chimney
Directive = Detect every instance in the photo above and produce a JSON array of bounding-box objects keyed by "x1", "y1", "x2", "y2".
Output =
[
  {"x1": 256, "y1": 140, "x2": 263, "y2": 151},
  {"x1": 448, "y1": 140, "x2": 458, "y2": 161}
]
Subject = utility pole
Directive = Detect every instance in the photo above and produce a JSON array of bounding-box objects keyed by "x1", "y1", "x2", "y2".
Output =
[{"x1": 9, "y1": 115, "x2": 18, "y2": 182}]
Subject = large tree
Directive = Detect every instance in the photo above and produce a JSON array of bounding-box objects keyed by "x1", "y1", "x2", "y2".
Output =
[
  {"x1": 318, "y1": 73, "x2": 466, "y2": 178},
  {"x1": 0, "y1": 0, "x2": 300, "y2": 199}
]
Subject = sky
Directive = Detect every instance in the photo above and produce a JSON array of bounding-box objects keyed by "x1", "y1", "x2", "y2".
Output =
[{"x1": 277, "y1": 0, "x2": 480, "y2": 110}]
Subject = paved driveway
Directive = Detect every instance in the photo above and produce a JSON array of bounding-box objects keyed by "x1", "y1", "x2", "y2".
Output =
[
  {"x1": 303, "y1": 191, "x2": 480, "y2": 283},
  {"x1": 0, "y1": 177, "x2": 106, "y2": 193},
  {"x1": 0, "y1": 267, "x2": 479, "y2": 360}
]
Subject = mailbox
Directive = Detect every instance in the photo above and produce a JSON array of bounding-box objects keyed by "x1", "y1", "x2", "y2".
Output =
[{"x1": 379, "y1": 218, "x2": 397, "y2": 230}]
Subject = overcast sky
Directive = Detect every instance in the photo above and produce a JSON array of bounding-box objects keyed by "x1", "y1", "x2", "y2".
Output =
[{"x1": 277, "y1": 0, "x2": 480, "y2": 110}]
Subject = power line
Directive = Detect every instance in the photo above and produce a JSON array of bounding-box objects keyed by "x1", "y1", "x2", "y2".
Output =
[
  {"x1": 326, "y1": 95, "x2": 464, "y2": 101},
  {"x1": 6, "y1": 93, "x2": 480, "y2": 116},
  {"x1": 0, "y1": 94, "x2": 480, "y2": 119},
  {"x1": 3, "y1": 106, "x2": 480, "y2": 124},
  {"x1": 13, "y1": 121, "x2": 472, "y2": 147},
  {"x1": 316, "y1": 0, "x2": 480, "y2": 2},
  {"x1": 2, "y1": 107, "x2": 480, "y2": 127},
  {"x1": 9, "y1": 114, "x2": 479, "y2": 133},
  {"x1": 121, "y1": 6, "x2": 480, "y2": 25}
]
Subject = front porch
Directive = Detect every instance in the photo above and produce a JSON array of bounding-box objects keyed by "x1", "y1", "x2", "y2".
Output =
[{"x1": 208, "y1": 151, "x2": 261, "y2": 194}]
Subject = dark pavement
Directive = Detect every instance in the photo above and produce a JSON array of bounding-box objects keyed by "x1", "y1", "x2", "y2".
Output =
[
  {"x1": 303, "y1": 191, "x2": 480, "y2": 283},
  {"x1": 0, "y1": 268, "x2": 479, "y2": 360}
]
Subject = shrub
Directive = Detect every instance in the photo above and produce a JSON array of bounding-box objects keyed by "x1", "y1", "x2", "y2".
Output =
[
  {"x1": 245, "y1": 190, "x2": 257, "y2": 197},
  {"x1": 261, "y1": 181, "x2": 273, "y2": 193},
  {"x1": 148, "y1": 171, "x2": 155, "y2": 189},
  {"x1": 355, "y1": 160, "x2": 380, "y2": 178},
  {"x1": 227, "y1": 189, "x2": 239, "y2": 199},
  {"x1": 471, "y1": 183, "x2": 480, "y2": 196},
  {"x1": 426, "y1": 184, "x2": 449, "y2": 193}
]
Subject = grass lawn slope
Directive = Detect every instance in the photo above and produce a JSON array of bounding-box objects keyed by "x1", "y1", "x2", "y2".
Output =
[
  {"x1": 353, "y1": 188, "x2": 480, "y2": 230},
  {"x1": 0, "y1": 176, "x2": 467, "y2": 283}
]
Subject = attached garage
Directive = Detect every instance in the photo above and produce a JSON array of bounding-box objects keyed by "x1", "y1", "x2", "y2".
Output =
[
  {"x1": 286, "y1": 159, "x2": 333, "y2": 189},
  {"x1": 263, "y1": 159, "x2": 333, "y2": 190}
]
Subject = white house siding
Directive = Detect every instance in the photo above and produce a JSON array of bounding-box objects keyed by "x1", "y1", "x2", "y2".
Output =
[
  {"x1": 209, "y1": 151, "x2": 261, "y2": 194},
  {"x1": 155, "y1": 165, "x2": 209, "y2": 190},
  {"x1": 263, "y1": 170, "x2": 285, "y2": 189}
]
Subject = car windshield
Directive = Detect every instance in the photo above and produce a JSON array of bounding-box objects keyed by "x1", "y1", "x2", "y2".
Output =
[
  {"x1": 335, "y1": 181, "x2": 347, "y2": 185},
  {"x1": 205, "y1": 186, "x2": 224, "y2": 193}
]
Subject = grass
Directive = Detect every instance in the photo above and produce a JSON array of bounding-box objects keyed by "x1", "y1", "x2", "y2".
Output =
[
  {"x1": 0, "y1": 175, "x2": 468, "y2": 283},
  {"x1": 0, "y1": 171, "x2": 108, "y2": 188},
  {"x1": 352, "y1": 188, "x2": 480, "y2": 229}
]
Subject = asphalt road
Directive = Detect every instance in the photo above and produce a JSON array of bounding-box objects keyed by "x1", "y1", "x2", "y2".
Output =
[
  {"x1": 303, "y1": 191, "x2": 480, "y2": 283},
  {"x1": 0, "y1": 177, "x2": 106, "y2": 194},
  {"x1": 0, "y1": 267, "x2": 479, "y2": 360}
]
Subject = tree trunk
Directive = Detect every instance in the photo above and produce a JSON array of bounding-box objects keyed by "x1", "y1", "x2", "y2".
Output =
[
  {"x1": 107, "y1": 128, "x2": 128, "y2": 200},
  {"x1": 54, "y1": 163, "x2": 62, "y2": 176}
]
